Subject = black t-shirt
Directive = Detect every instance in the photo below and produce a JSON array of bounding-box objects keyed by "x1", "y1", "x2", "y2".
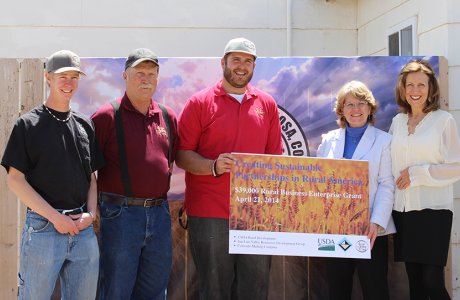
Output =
[{"x1": 1, "y1": 105, "x2": 104, "y2": 209}]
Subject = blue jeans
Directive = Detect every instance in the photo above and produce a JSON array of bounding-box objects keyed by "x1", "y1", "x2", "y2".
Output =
[
  {"x1": 18, "y1": 211, "x2": 99, "y2": 300},
  {"x1": 99, "y1": 200, "x2": 172, "y2": 300},
  {"x1": 188, "y1": 216, "x2": 271, "y2": 300}
]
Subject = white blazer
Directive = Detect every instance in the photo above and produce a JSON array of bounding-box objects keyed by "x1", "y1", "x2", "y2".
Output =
[{"x1": 317, "y1": 125, "x2": 396, "y2": 235}]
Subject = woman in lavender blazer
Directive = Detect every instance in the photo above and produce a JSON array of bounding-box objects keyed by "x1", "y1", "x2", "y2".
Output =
[{"x1": 317, "y1": 81, "x2": 395, "y2": 300}]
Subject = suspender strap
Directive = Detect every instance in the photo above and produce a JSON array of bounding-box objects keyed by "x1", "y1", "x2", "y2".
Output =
[
  {"x1": 158, "y1": 103, "x2": 172, "y2": 171},
  {"x1": 111, "y1": 101, "x2": 133, "y2": 197},
  {"x1": 111, "y1": 101, "x2": 173, "y2": 197}
]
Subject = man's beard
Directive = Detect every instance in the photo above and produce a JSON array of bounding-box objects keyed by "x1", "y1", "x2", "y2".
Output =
[{"x1": 223, "y1": 66, "x2": 253, "y2": 89}]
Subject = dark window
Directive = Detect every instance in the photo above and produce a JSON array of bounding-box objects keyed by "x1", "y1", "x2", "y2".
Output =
[
  {"x1": 388, "y1": 25, "x2": 413, "y2": 56},
  {"x1": 389, "y1": 32, "x2": 399, "y2": 56}
]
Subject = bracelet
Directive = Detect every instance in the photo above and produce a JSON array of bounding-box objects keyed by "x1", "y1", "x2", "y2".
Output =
[
  {"x1": 212, "y1": 159, "x2": 222, "y2": 177},
  {"x1": 88, "y1": 211, "x2": 95, "y2": 222}
]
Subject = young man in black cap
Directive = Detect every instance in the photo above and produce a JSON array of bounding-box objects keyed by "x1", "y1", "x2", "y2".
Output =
[
  {"x1": 92, "y1": 48, "x2": 178, "y2": 300},
  {"x1": 176, "y1": 38, "x2": 283, "y2": 300},
  {"x1": 1, "y1": 50, "x2": 102, "y2": 300}
]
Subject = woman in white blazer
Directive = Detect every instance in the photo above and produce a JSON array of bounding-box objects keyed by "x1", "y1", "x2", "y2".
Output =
[{"x1": 317, "y1": 81, "x2": 395, "y2": 300}]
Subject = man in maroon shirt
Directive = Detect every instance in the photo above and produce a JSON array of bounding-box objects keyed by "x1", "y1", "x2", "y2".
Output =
[
  {"x1": 92, "y1": 48, "x2": 178, "y2": 300},
  {"x1": 176, "y1": 38, "x2": 283, "y2": 300}
]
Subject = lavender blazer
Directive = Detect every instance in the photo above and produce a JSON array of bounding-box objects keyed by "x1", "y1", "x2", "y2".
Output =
[{"x1": 317, "y1": 125, "x2": 396, "y2": 235}]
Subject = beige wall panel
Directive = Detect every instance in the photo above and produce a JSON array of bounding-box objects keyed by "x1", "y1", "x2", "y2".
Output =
[
  {"x1": 452, "y1": 199, "x2": 460, "y2": 299},
  {"x1": 0, "y1": 0, "x2": 285, "y2": 28},
  {"x1": 448, "y1": 67, "x2": 460, "y2": 111},
  {"x1": 0, "y1": 0, "x2": 358, "y2": 59},
  {"x1": 0, "y1": 59, "x2": 20, "y2": 300},
  {"x1": 452, "y1": 243, "x2": 460, "y2": 299},
  {"x1": 439, "y1": 56, "x2": 449, "y2": 110},
  {"x1": 18, "y1": 58, "x2": 45, "y2": 226},
  {"x1": 292, "y1": 0, "x2": 356, "y2": 29},
  {"x1": 418, "y1": 0, "x2": 448, "y2": 33},
  {"x1": 357, "y1": 0, "x2": 408, "y2": 27},
  {"x1": 0, "y1": 58, "x2": 45, "y2": 299},
  {"x1": 418, "y1": 26, "x2": 449, "y2": 59},
  {"x1": 20, "y1": 59, "x2": 45, "y2": 113},
  {"x1": 447, "y1": 0, "x2": 460, "y2": 22},
  {"x1": 0, "y1": 27, "x2": 357, "y2": 58},
  {"x1": 447, "y1": 25, "x2": 460, "y2": 66},
  {"x1": 357, "y1": 20, "x2": 387, "y2": 55},
  {"x1": 292, "y1": 29, "x2": 357, "y2": 56},
  {"x1": 0, "y1": 27, "x2": 290, "y2": 58},
  {"x1": 82, "y1": 0, "x2": 285, "y2": 28}
]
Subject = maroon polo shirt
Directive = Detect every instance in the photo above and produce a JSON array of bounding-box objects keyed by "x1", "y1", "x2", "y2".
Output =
[{"x1": 91, "y1": 93, "x2": 178, "y2": 198}]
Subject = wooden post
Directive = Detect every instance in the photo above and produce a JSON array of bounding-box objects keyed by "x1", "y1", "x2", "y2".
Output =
[
  {"x1": 438, "y1": 56, "x2": 453, "y2": 297},
  {"x1": 0, "y1": 59, "x2": 21, "y2": 299},
  {"x1": 0, "y1": 58, "x2": 44, "y2": 299},
  {"x1": 18, "y1": 58, "x2": 45, "y2": 228}
]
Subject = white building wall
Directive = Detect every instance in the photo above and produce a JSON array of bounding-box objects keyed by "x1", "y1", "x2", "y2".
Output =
[
  {"x1": 357, "y1": 0, "x2": 460, "y2": 298},
  {"x1": 0, "y1": 0, "x2": 357, "y2": 58}
]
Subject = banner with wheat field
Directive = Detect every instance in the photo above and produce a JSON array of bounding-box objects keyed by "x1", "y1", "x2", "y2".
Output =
[{"x1": 229, "y1": 153, "x2": 371, "y2": 258}]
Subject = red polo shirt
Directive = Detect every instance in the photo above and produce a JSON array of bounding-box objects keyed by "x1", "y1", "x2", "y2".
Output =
[
  {"x1": 178, "y1": 81, "x2": 283, "y2": 219},
  {"x1": 91, "y1": 93, "x2": 178, "y2": 198}
]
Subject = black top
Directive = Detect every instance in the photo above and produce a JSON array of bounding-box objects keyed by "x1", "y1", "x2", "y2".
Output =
[{"x1": 1, "y1": 105, "x2": 104, "y2": 209}]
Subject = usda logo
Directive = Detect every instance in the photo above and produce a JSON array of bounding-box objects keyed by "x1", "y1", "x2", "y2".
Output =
[{"x1": 318, "y1": 238, "x2": 335, "y2": 251}]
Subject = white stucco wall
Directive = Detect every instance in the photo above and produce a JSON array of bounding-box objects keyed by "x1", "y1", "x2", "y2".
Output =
[
  {"x1": 357, "y1": 0, "x2": 460, "y2": 298},
  {"x1": 0, "y1": 0, "x2": 357, "y2": 58}
]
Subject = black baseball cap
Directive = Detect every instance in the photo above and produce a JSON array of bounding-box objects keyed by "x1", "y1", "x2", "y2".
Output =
[
  {"x1": 125, "y1": 48, "x2": 159, "y2": 70},
  {"x1": 46, "y1": 50, "x2": 85, "y2": 75}
]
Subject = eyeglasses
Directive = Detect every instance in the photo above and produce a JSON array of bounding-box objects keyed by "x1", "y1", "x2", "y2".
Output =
[{"x1": 344, "y1": 101, "x2": 368, "y2": 109}]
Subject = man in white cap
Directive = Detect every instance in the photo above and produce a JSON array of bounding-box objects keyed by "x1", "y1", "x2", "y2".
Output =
[
  {"x1": 176, "y1": 38, "x2": 283, "y2": 299},
  {"x1": 92, "y1": 48, "x2": 178, "y2": 300},
  {"x1": 1, "y1": 50, "x2": 101, "y2": 299}
]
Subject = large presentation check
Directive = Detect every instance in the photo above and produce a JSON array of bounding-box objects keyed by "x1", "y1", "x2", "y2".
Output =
[{"x1": 229, "y1": 153, "x2": 371, "y2": 259}]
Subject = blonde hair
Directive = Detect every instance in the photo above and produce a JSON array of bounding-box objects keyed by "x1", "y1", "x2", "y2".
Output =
[{"x1": 334, "y1": 80, "x2": 378, "y2": 128}]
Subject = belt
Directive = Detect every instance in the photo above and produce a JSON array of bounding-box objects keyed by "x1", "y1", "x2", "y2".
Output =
[
  {"x1": 27, "y1": 203, "x2": 87, "y2": 216},
  {"x1": 61, "y1": 203, "x2": 86, "y2": 215},
  {"x1": 99, "y1": 192, "x2": 166, "y2": 208}
]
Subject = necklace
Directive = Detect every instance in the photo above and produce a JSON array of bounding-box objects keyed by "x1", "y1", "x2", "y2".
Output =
[{"x1": 43, "y1": 104, "x2": 72, "y2": 122}]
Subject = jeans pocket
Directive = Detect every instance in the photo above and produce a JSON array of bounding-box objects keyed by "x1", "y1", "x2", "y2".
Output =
[
  {"x1": 100, "y1": 202, "x2": 123, "y2": 220},
  {"x1": 27, "y1": 215, "x2": 50, "y2": 233}
]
